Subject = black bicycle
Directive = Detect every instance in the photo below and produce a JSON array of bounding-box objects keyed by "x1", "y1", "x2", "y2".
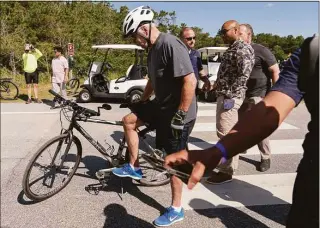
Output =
[
  {"x1": 0, "y1": 78, "x2": 19, "y2": 100},
  {"x1": 66, "y1": 68, "x2": 85, "y2": 94},
  {"x1": 22, "y1": 89, "x2": 174, "y2": 201}
]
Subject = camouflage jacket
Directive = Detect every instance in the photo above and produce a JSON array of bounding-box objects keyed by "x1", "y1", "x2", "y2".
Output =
[{"x1": 216, "y1": 40, "x2": 255, "y2": 99}]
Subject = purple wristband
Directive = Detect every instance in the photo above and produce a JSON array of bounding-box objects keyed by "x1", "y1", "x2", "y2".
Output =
[{"x1": 215, "y1": 142, "x2": 228, "y2": 163}]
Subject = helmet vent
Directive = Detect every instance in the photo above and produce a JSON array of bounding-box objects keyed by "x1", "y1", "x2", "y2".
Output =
[{"x1": 128, "y1": 19, "x2": 134, "y2": 31}]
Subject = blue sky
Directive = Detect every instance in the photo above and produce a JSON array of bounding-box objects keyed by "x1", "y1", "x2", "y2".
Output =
[{"x1": 110, "y1": 1, "x2": 319, "y2": 38}]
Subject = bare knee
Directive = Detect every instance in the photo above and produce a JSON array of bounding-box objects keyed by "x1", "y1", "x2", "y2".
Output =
[
  {"x1": 122, "y1": 114, "x2": 138, "y2": 131},
  {"x1": 34, "y1": 84, "x2": 38, "y2": 88},
  {"x1": 27, "y1": 84, "x2": 31, "y2": 88}
]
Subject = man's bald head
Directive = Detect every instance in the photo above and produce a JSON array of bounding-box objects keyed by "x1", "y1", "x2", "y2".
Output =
[
  {"x1": 222, "y1": 20, "x2": 239, "y2": 31},
  {"x1": 220, "y1": 20, "x2": 240, "y2": 45}
]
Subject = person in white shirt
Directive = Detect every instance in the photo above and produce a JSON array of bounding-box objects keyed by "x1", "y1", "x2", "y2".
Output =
[{"x1": 51, "y1": 46, "x2": 69, "y2": 108}]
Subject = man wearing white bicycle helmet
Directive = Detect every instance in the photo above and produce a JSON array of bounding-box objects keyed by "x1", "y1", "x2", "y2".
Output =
[{"x1": 112, "y1": 5, "x2": 197, "y2": 227}]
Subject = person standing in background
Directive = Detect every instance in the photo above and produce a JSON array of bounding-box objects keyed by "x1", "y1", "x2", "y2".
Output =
[
  {"x1": 51, "y1": 46, "x2": 69, "y2": 108},
  {"x1": 236, "y1": 23, "x2": 280, "y2": 172},
  {"x1": 22, "y1": 43, "x2": 43, "y2": 104}
]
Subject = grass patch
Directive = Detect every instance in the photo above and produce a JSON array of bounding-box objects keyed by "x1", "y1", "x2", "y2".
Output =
[
  {"x1": 1, "y1": 83, "x2": 54, "y2": 103},
  {"x1": 0, "y1": 82, "x2": 83, "y2": 103}
]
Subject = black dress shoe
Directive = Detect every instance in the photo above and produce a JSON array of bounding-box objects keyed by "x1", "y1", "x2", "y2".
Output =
[{"x1": 259, "y1": 159, "x2": 270, "y2": 172}]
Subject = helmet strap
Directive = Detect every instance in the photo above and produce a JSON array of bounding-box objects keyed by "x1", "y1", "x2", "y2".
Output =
[{"x1": 137, "y1": 22, "x2": 152, "y2": 52}]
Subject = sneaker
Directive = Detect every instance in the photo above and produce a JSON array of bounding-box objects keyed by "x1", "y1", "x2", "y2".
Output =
[
  {"x1": 259, "y1": 159, "x2": 270, "y2": 172},
  {"x1": 136, "y1": 168, "x2": 143, "y2": 177},
  {"x1": 205, "y1": 172, "x2": 232, "y2": 185},
  {"x1": 112, "y1": 163, "x2": 142, "y2": 180},
  {"x1": 26, "y1": 98, "x2": 32, "y2": 104},
  {"x1": 153, "y1": 207, "x2": 184, "y2": 227}
]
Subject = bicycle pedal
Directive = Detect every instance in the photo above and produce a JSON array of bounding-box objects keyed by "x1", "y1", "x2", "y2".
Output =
[{"x1": 85, "y1": 184, "x2": 103, "y2": 195}]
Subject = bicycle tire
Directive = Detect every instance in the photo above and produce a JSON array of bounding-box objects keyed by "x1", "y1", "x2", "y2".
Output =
[
  {"x1": 22, "y1": 134, "x2": 82, "y2": 201},
  {"x1": 66, "y1": 79, "x2": 80, "y2": 94},
  {"x1": 0, "y1": 80, "x2": 19, "y2": 100}
]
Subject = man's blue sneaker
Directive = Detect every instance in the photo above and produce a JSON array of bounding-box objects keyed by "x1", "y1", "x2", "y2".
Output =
[
  {"x1": 153, "y1": 206, "x2": 184, "y2": 227},
  {"x1": 112, "y1": 163, "x2": 142, "y2": 180}
]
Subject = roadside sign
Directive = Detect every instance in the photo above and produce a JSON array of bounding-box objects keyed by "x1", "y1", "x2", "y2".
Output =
[{"x1": 68, "y1": 43, "x2": 74, "y2": 56}]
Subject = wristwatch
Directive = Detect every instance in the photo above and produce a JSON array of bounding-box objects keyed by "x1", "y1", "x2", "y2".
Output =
[{"x1": 177, "y1": 109, "x2": 187, "y2": 116}]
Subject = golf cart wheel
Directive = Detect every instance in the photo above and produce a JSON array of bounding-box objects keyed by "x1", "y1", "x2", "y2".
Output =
[
  {"x1": 78, "y1": 89, "x2": 92, "y2": 103},
  {"x1": 129, "y1": 90, "x2": 143, "y2": 104}
]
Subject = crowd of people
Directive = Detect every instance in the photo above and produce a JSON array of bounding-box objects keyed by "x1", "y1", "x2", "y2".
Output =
[
  {"x1": 22, "y1": 5, "x2": 318, "y2": 227},
  {"x1": 111, "y1": 5, "x2": 318, "y2": 228}
]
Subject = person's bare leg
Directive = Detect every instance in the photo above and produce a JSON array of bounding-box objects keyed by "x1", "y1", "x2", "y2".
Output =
[
  {"x1": 27, "y1": 84, "x2": 32, "y2": 100},
  {"x1": 171, "y1": 176, "x2": 183, "y2": 207},
  {"x1": 122, "y1": 113, "x2": 144, "y2": 167},
  {"x1": 34, "y1": 84, "x2": 39, "y2": 99}
]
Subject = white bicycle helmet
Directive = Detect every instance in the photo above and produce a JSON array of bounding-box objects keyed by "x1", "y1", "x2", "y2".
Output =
[{"x1": 122, "y1": 6, "x2": 154, "y2": 37}]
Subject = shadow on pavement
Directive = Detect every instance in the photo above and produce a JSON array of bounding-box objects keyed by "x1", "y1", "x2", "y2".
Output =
[
  {"x1": 103, "y1": 203, "x2": 154, "y2": 228},
  {"x1": 239, "y1": 156, "x2": 261, "y2": 171},
  {"x1": 190, "y1": 198, "x2": 270, "y2": 228},
  {"x1": 81, "y1": 155, "x2": 166, "y2": 214},
  {"x1": 41, "y1": 98, "x2": 54, "y2": 107},
  {"x1": 17, "y1": 190, "x2": 41, "y2": 205},
  {"x1": 189, "y1": 178, "x2": 290, "y2": 226}
]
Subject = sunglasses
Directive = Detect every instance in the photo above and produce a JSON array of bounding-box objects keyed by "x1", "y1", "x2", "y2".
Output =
[
  {"x1": 220, "y1": 27, "x2": 235, "y2": 35},
  {"x1": 185, "y1": 36, "x2": 196, "y2": 41}
]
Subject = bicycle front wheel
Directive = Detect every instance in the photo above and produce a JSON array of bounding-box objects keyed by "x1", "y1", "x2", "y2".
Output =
[
  {"x1": 22, "y1": 134, "x2": 82, "y2": 201},
  {"x1": 0, "y1": 80, "x2": 19, "y2": 100}
]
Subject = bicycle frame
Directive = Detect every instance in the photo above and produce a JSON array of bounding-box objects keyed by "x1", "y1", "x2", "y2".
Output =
[{"x1": 59, "y1": 107, "x2": 158, "y2": 167}]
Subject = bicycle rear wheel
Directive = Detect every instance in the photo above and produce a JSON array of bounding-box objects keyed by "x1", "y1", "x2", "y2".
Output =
[
  {"x1": 0, "y1": 80, "x2": 19, "y2": 100},
  {"x1": 22, "y1": 134, "x2": 82, "y2": 201}
]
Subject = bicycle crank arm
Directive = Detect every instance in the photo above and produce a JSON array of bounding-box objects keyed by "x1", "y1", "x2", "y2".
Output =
[{"x1": 95, "y1": 167, "x2": 115, "y2": 180}]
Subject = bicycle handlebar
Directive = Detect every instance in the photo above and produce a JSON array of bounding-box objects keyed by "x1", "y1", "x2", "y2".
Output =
[{"x1": 49, "y1": 89, "x2": 100, "y2": 117}]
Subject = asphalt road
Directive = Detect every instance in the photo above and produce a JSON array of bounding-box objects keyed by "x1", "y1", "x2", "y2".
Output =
[{"x1": 1, "y1": 99, "x2": 310, "y2": 228}]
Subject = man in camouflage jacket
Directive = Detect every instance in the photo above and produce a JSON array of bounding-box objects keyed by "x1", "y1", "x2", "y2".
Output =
[{"x1": 206, "y1": 20, "x2": 255, "y2": 184}]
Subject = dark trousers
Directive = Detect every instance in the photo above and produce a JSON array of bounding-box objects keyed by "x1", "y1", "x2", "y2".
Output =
[{"x1": 286, "y1": 157, "x2": 319, "y2": 228}]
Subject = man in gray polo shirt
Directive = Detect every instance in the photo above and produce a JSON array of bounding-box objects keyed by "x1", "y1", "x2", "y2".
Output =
[{"x1": 112, "y1": 6, "x2": 197, "y2": 227}]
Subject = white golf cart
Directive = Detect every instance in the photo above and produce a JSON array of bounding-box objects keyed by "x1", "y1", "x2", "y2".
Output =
[
  {"x1": 78, "y1": 44, "x2": 148, "y2": 103},
  {"x1": 197, "y1": 46, "x2": 228, "y2": 102}
]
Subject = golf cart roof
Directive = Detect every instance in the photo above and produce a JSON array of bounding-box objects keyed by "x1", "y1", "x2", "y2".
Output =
[
  {"x1": 198, "y1": 47, "x2": 228, "y2": 54},
  {"x1": 91, "y1": 44, "x2": 144, "y2": 50}
]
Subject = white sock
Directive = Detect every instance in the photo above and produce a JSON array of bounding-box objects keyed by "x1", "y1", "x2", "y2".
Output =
[
  {"x1": 171, "y1": 205, "x2": 182, "y2": 212},
  {"x1": 129, "y1": 164, "x2": 140, "y2": 171}
]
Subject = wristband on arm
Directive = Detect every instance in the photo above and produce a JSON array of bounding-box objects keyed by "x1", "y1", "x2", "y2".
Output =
[{"x1": 215, "y1": 142, "x2": 228, "y2": 164}]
